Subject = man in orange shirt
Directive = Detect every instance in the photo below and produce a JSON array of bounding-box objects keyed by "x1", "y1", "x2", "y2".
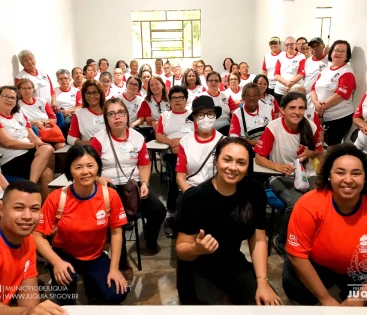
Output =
[{"x1": 0, "y1": 181, "x2": 66, "y2": 315}]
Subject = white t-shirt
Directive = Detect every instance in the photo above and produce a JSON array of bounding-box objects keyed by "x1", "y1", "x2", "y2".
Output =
[
  {"x1": 55, "y1": 86, "x2": 82, "y2": 110},
  {"x1": 143, "y1": 97, "x2": 171, "y2": 121},
  {"x1": 105, "y1": 87, "x2": 120, "y2": 100},
  {"x1": 15, "y1": 69, "x2": 54, "y2": 103},
  {"x1": 313, "y1": 64, "x2": 356, "y2": 122},
  {"x1": 156, "y1": 110, "x2": 194, "y2": 139},
  {"x1": 352, "y1": 93, "x2": 367, "y2": 153},
  {"x1": 90, "y1": 128, "x2": 151, "y2": 185},
  {"x1": 229, "y1": 103, "x2": 274, "y2": 139},
  {"x1": 199, "y1": 91, "x2": 237, "y2": 130},
  {"x1": 262, "y1": 51, "x2": 286, "y2": 89},
  {"x1": 187, "y1": 85, "x2": 206, "y2": 109},
  {"x1": 139, "y1": 86, "x2": 148, "y2": 99},
  {"x1": 225, "y1": 87, "x2": 242, "y2": 103},
  {"x1": 176, "y1": 130, "x2": 223, "y2": 187},
  {"x1": 0, "y1": 112, "x2": 31, "y2": 165},
  {"x1": 68, "y1": 108, "x2": 105, "y2": 143},
  {"x1": 274, "y1": 52, "x2": 306, "y2": 95},
  {"x1": 239, "y1": 74, "x2": 256, "y2": 88},
  {"x1": 304, "y1": 54, "x2": 328, "y2": 107},
  {"x1": 259, "y1": 94, "x2": 280, "y2": 115},
  {"x1": 163, "y1": 74, "x2": 173, "y2": 90},
  {"x1": 19, "y1": 98, "x2": 56, "y2": 122},
  {"x1": 111, "y1": 81, "x2": 126, "y2": 98},
  {"x1": 120, "y1": 93, "x2": 146, "y2": 123}
]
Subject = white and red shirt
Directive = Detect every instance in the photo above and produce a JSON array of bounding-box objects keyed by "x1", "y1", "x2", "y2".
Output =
[
  {"x1": 93, "y1": 71, "x2": 100, "y2": 81},
  {"x1": 154, "y1": 71, "x2": 165, "y2": 80},
  {"x1": 163, "y1": 74, "x2": 173, "y2": 90},
  {"x1": 54, "y1": 86, "x2": 82, "y2": 110},
  {"x1": 0, "y1": 112, "x2": 32, "y2": 165},
  {"x1": 259, "y1": 94, "x2": 280, "y2": 115},
  {"x1": 143, "y1": 97, "x2": 171, "y2": 121},
  {"x1": 239, "y1": 74, "x2": 256, "y2": 88},
  {"x1": 156, "y1": 110, "x2": 194, "y2": 139},
  {"x1": 200, "y1": 75, "x2": 207, "y2": 89},
  {"x1": 187, "y1": 85, "x2": 206, "y2": 109},
  {"x1": 229, "y1": 103, "x2": 274, "y2": 139},
  {"x1": 312, "y1": 64, "x2": 356, "y2": 122},
  {"x1": 70, "y1": 81, "x2": 84, "y2": 90},
  {"x1": 15, "y1": 69, "x2": 55, "y2": 103},
  {"x1": 90, "y1": 128, "x2": 150, "y2": 185},
  {"x1": 139, "y1": 86, "x2": 148, "y2": 99},
  {"x1": 176, "y1": 130, "x2": 223, "y2": 187},
  {"x1": 111, "y1": 81, "x2": 126, "y2": 98},
  {"x1": 254, "y1": 118, "x2": 322, "y2": 168},
  {"x1": 19, "y1": 98, "x2": 56, "y2": 122},
  {"x1": 166, "y1": 76, "x2": 183, "y2": 90},
  {"x1": 68, "y1": 108, "x2": 105, "y2": 143},
  {"x1": 104, "y1": 87, "x2": 120, "y2": 101},
  {"x1": 199, "y1": 91, "x2": 237, "y2": 130},
  {"x1": 274, "y1": 52, "x2": 306, "y2": 95},
  {"x1": 120, "y1": 93, "x2": 147, "y2": 123},
  {"x1": 262, "y1": 51, "x2": 286, "y2": 89},
  {"x1": 225, "y1": 86, "x2": 242, "y2": 103},
  {"x1": 304, "y1": 54, "x2": 328, "y2": 107},
  {"x1": 352, "y1": 93, "x2": 367, "y2": 153}
]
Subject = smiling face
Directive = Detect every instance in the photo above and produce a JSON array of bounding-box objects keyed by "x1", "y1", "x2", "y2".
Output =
[
  {"x1": 228, "y1": 74, "x2": 239, "y2": 89},
  {"x1": 155, "y1": 60, "x2": 163, "y2": 72},
  {"x1": 21, "y1": 54, "x2": 36, "y2": 72},
  {"x1": 330, "y1": 155, "x2": 365, "y2": 202},
  {"x1": 331, "y1": 43, "x2": 348, "y2": 65},
  {"x1": 239, "y1": 63, "x2": 249, "y2": 76},
  {"x1": 130, "y1": 61, "x2": 138, "y2": 74},
  {"x1": 204, "y1": 66, "x2": 212, "y2": 78},
  {"x1": 19, "y1": 81, "x2": 35, "y2": 99},
  {"x1": 215, "y1": 143, "x2": 249, "y2": 185},
  {"x1": 99, "y1": 75, "x2": 112, "y2": 93},
  {"x1": 285, "y1": 38, "x2": 297, "y2": 54},
  {"x1": 224, "y1": 58, "x2": 233, "y2": 71},
  {"x1": 113, "y1": 68, "x2": 123, "y2": 82},
  {"x1": 196, "y1": 62, "x2": 204, "y2": 75},
  {"x1": 126, "y1": 77, "x2": 140, "y2": 94},
  {"x1": 72, "y1": 68, "x2": 84, "y2": 82},
  {"x1": 149, "y1": 77, "x2": 164, "y2": 95},
  {"x1": 309, "y1": 42, "x2": 324, "y2": 59},
  {"x1": 256, "y1": 77, "x2": 268, "y2": 95},
  {"x1": 0, "y1": 88, "x2": 17, "y2": 113},
  {"x1": 243, "y1": 87, "x2": 260, "y2": 111},
  {"x1": 70, "y1": 154, "x2": 99, "y2": 187},
  {"x1": 84, "y1": 85, "x2": 101, "y2": 106},
  {"x1": 281, "y1": 98, "x2": 306, "y2": 127},
  {"x1": 296, "y1": 38, "x2": 307, "y2": 53},
  {"x1": 118, "y1": 61, "x2": 127, "y2": 73},
  {"x1": 269, "y1": 41, "x2": 281, "y2": 54},
  {"x1": 141, "y1": 71, "x2": 151, "y2": 88},
  {"x1": 0, "y1": 190, "x2": 42, "y2": 242},
  {"x1": 186, "y1": 70, "x2": 197, "y2": 86}
]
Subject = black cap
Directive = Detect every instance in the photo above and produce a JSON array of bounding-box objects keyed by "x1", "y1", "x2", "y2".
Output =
[
  {"x1": 86, "y1": 59, "x2": 96, "y2": 65},
  {"x1": 187, "y1": 95, "x2": 222, "y2": 121},
  {"x1": 308, "y1": 37, "x2": 324, "y2": 46}
]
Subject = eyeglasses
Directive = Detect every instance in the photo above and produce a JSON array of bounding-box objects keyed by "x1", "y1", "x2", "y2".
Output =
[
  {"x1": 334, "y1": 49, "x2": 347, "y2": 54},
  {"x1": 1, "y1": 95, "x2": 17, "y2": 102},
  {"x1": 58, "y1": 77, "x2": 70, "y2": 81},
  {"x1": 196, "y1": 65, "x2": 204, "y2": 68},
  {"x1": 207, "y1": 79, "x2": 220, "y2": 83},
  {"x1": 171, "y1": 96, "x2": 185, "y2": 102},
  {"x1": 229, "y1": 78, "x2": 238, "y2": 81},
  {"x1": 285, "y1": 43, "x2": 296, "y2": 47},
  {"x1": 128, "y1": 82, "x2": 139, "y2": 88},
  {"x1": 196, "y1": 111, "x2": 216, "y2": 120},
  {"x1": 106, "y1": 110, "x2": 127, "y2": 118},
  {"x1": 85, "y1": 91, "x2": 100, "y2": 97}
]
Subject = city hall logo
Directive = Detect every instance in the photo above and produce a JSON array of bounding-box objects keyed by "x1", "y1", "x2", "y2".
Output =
[{"x1": 347, "y1": 234, "x2": 367, "y2": 282}]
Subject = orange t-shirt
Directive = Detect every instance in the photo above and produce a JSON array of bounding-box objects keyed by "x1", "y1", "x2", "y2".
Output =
[
  {"x1": 35, "y1": 184, "x2": 128, "y2": 261},
  {"x1": 286, "y1": 190, "x2": 367, "y2": 274},
  {"x1": 0, "y1": 233, "x2": 38, "y2": 305}
]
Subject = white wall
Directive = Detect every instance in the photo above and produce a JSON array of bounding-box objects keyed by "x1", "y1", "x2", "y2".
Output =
[
  {"x1": 73, "y1": 0, "x2": 256, "y2": 72},
  {"x1": 0, "y1": 0, "x2": 76, "y2": 86}
]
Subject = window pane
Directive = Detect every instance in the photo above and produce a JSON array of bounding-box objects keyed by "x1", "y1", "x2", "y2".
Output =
[
  {"x1": 151, "y1": 21, "x2": 182, "y2": 30},
  {"x1": 132, "y1": 22, "x2": 142, "y2": 59},
  {"x1": 152, "y1": 50, "x2": 183, "y2": 58},
  {"x1": 321, "y1": 18, "x2": 331, "y2": 46},
  {"x1": 132, "y1": 11, "x2": 165, "y2": 21},
  {"x1": 167, "y1": 10, "x2": 200, "y2": 20},
  {"x1": 152, "y1": 41, "x2": 183, "y2": 50},
  {"x1": 192, "y1": 21, "x2": 201, "y2": 57},
  {"x1": 142, "y1": 22, "x2": 151, "y2": 58},
  {"x1": 151, "y1": 31, "x2": 182, "y2": 40},
  {"x1": 183, "y1": 21, "x2": 192, "y2": 58},
  {"x1": 315, "y1": 7, "x2": 332, "y2": 18}
]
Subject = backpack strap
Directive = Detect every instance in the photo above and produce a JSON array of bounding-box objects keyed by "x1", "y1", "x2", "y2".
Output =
[
  {"x1": 102, "y1": 185, "x2": 111, "y2": 217},
  {"x1": 56, "y1": 186, "x2": 68, "y2": 221}
]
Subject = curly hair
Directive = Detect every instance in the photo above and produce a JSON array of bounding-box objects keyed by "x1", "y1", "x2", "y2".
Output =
[
  {"x1": 315, "y1": 143, "x2": 367, "y2": 194},
  {"x1": 182, "y1": 68, "x2": 202, "y2": 87},
  {"x1": 80, "y1": 80, "x2": 105, "y2": 109}
]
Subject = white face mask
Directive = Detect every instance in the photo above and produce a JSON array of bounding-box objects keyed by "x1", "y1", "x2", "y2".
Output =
[{"x1": 196, "y1": 115, "x2": 216, "y2": 132}]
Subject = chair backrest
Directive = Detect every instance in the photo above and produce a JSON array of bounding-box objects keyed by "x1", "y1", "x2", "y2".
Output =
[
  {"x1": 56, "y1": 112, "x2": 64, "y2": 128},
  {"x1": 265, "y1": 188, "x2": 286, "y2": 209}
]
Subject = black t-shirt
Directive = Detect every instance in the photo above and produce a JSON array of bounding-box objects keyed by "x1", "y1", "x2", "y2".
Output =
[{"x1": 177, "y1": 178, "x2": 266, "y2": 268}]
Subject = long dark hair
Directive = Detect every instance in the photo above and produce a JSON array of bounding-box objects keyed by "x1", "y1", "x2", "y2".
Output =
[
  {"x1": 280, "y1": 92, "x2": 315, "y2": 150},
  {"x1": 214, "y1": 137, "x2": 258, "y2": 223},
  {"x1": 146, "y1": 76, "x2": 168, "y2": 103},
  {"x1": 81, "y1": 80, "x2": 105, "y2": 109}
]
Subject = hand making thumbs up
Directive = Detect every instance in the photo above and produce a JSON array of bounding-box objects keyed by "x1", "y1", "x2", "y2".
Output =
[{"x1": 195, "y1": 229, "x2": 219, "y2": 255}]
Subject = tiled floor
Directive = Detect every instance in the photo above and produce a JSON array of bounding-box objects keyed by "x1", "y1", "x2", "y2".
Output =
[{"x1": 38, "y1": 173, "x2": 289, "y2": 305}]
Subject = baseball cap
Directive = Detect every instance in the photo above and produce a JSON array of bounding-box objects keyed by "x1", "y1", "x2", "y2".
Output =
[
  {"x1": 269, "y1": 37, "x2": 280, "y2": 43},
  {"x1": 308, "y1": 37, "x2": 324, "y2": 46}
]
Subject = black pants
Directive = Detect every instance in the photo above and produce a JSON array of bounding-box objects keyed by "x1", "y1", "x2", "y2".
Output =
[
  {"x1": 49, "y1": 248, "x2": 129, "y2": 305},
  {"x1": 274, "y1": 92, "x2": 284, "y2": 106},
  {"x1": 217, "y1": 125, "x2": 230, "y2": 136},
  {"x1": 177, "y1": 259, "x2": 257, "y2": 305},
  {"x1": 323, "y1": 114, "x2": 353, "y2": 146},
  {"x1": 163, "y1": 153, "x2": 179, "y2": 213},
  {"x1": 115, "y1": 184, "x2": 165, "y2": 253},
  {"x1": 283, "y1": 257, "x2": 365, "y2": 305}
]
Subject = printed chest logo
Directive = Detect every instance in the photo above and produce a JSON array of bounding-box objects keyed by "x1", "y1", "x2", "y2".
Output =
[
  {"x1": 331, "y1": 73, "x2": 340, "y2": 82},
  {"x1": 38, "y1": 106, "x2": 45, "y2": 112},
  {"x1": 42, "y1": 76, "x2": 47, "y2": 80},
  {"x1": 96, "y1": 209, "x2": 106, "y2": 225},
  {"x1": 119, "y1": 212, "x2": 126, "y2": 220},
  {"x1": 18, "y1": 121, "x2": 24, "y2": 127},
  {"x1": 319, "y1": 64, "x2": 326, "y2": 71},
  {"x1": 347, "y1": 234, "x2": 367, "y2": 282}
]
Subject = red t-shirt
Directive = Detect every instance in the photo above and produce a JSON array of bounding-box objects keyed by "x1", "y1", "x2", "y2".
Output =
[
  {"x1": 35, "y1": 184, "x2": 128, "y2": 261},
  {"x1": 286, "y1": 189, "x2": 367, "y2": 274},
  {"x1": 0, "y1": 233, "x2": 38, "y2": 304}
]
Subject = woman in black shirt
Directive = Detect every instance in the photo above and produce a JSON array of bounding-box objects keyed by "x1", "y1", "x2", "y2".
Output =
[{"x1": 176, "y1": 137, "x2": 281, "y2": 305}]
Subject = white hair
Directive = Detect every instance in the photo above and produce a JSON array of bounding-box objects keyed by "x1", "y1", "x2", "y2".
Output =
[
  {"x1": 18, "y1": 50, "x2": 34, "y2": 64},
  {"x1": 289, "y1": 84, "x2": 306, "y2": 94},
  {"x1": 284, "y1": 36, "x2": 296, "y2": 43}
]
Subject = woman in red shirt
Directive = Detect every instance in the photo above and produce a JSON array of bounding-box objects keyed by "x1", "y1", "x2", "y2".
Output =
[{"x1": 283, "y1": 143, "x2": 367, "y2": 306}]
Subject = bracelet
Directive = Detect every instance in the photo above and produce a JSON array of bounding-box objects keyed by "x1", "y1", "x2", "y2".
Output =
[
  {"x1": 256, "y1": 276, "x2": 268, "y2": 281},
  {"x1": 141, "y1": 181, "x2": 149, "y2": 187}
]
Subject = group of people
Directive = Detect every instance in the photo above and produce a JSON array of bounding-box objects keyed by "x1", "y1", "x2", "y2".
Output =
[{"x1": 1, "y1": 33, "x2": 367, "y2": 312}]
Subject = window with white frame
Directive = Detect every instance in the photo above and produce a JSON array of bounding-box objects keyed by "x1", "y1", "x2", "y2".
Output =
[{"x1": 313, "y1": 7, "x2": 332, "y2": 45}]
